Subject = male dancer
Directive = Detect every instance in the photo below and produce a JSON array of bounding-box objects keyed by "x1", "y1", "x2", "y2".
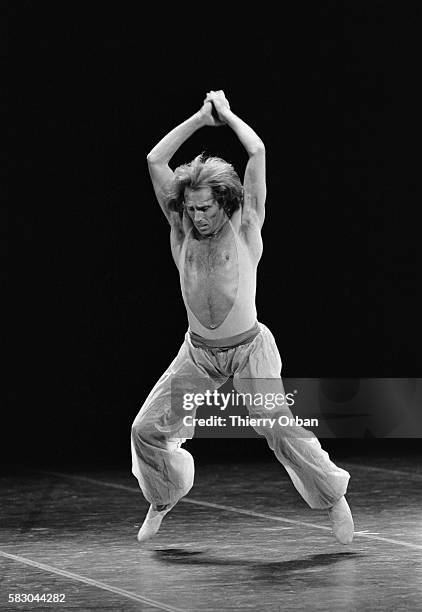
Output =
[{"x1": 131, "y1": 90, "x2": 354, "y2": 544}]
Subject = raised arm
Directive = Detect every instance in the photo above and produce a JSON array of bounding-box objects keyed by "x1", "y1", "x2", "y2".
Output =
[
  {"x1": 205, "y1": 90, "x2": 266, "y2": 228},
  {"x1": 146, "y1": 102, "x2": 224, "y2": 224}
]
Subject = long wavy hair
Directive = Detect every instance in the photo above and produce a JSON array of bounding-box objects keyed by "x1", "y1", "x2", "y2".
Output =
[{"x1": 166, "y1": 153, "x2": 243, "y2": 218}]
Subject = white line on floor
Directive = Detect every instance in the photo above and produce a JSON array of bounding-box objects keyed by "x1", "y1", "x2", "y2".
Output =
[
  {"x1": 0, "y1": 550, "x2": 186, "y2": 612},
  {"x1": 343, "y1": 462, "x2": 422, "y2": 481},
  {"x1": 30, "y1": 469, "x2": 422, "y2": 552}
]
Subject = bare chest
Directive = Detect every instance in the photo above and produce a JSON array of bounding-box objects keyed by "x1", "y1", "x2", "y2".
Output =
[
  {"x1": 184, "y1": 234, "x2": 237, "y2": 279},
  {"x1": 182, "y1": 231, "x2": 239, "y2": 328}
]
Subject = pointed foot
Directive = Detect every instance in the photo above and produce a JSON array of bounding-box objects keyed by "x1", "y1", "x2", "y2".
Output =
[
  {"x1": 137, "y1": 503, "x2": 174, "y2": 543},
  {"x1": 328, "y1": 496, "x2": 354, "y2": 545}
]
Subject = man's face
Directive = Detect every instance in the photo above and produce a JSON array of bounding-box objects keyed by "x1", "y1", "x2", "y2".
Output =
[{"x1": 184, "y1": 187, "x2": 227, "y2": 236}]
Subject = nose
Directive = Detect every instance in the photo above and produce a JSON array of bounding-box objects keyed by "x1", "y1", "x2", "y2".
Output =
[{"x1": 194, "y1": 211, "x2": 205, "y2": 222}]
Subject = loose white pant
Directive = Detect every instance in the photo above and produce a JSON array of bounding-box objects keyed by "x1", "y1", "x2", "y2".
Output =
[{"x1": 131, "y1": 323, "x2": 350, "y2": 509}]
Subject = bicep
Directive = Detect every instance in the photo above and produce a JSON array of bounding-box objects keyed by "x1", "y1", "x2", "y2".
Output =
[
  {"x1": 242, "y1": 148, "x2": 266, "y2": 227},
  {"x1": 147, "y1": 161, "x2": 174, "y2": 222}
]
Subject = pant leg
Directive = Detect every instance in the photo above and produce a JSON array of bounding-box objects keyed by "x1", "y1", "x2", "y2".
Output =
[
  {"x1": 131, "y1": 334, "x2": 225, "y2": 507},
  {"x1": 232, "y1": 323, "x2": 350, "y2": 509}
]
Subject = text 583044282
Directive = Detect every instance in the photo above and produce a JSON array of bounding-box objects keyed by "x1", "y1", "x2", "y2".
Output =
[{"x1": 8, "y1": 593, "x2": 66, "y2": 603}]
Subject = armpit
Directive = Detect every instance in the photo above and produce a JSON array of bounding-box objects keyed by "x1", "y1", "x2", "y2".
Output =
[
  {"x1": 169, "y1": 212, "x2": 185, "y2": 242},
  {"x1": 241, "y1": 206, "x2": 263, "y2": 229}
]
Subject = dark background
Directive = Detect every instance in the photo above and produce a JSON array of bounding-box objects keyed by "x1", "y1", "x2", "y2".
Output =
[{"x1": 8, "y1": 3, "x2": 421, "y2": 466}]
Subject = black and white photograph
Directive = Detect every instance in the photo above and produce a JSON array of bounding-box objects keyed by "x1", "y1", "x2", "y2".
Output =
[{"x1": 5, "y1": 2, "x2": 422, "y2": 610}]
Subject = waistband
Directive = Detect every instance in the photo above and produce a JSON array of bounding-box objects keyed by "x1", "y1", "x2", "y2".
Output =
[{"x1": 189, "y1": 321, "x2": 260, "y2": 350}]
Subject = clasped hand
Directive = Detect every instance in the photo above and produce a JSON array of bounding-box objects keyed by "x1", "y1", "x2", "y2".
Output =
[{"x1": 199, "y1": 90, "x2": 231, "y2": 126}]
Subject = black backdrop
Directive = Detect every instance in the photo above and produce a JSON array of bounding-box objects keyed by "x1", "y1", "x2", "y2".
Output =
[{"x1": 8, "y1": 3, "x2": 421, "y2": 465}]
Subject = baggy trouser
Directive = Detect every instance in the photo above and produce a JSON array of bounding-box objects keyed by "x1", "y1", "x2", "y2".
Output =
[{"x1": 131, "y1": 323, "x2": 350, "y2": 509}]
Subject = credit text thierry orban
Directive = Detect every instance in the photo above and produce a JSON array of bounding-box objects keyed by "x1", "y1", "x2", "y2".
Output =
[{"x1": 181, "y1": 390, "x2": 319, "y2": 428}]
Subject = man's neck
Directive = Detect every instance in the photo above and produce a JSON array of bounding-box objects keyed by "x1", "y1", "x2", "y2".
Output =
[{"x1": 195, "y1": 218, "x2": 230, "y2": 241}]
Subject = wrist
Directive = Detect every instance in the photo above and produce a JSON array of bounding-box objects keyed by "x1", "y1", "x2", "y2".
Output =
[
  {"x1": 191, "y1": 111, "x2": 207, "y2": 129},
  {"x1": 220, "y1": 107, "x2": 235, "y2": 120}
]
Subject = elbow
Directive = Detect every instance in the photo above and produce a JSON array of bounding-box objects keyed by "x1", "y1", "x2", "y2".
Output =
[
  {"x1": 249, "y1": 141, "x2": 265, "y2": 156},
  {"x1": 147, "y1": 150, "x2": 167, "y2": 165},
  {"x1": 146, "y1": 153, "x2": 159, "y2": 165}
]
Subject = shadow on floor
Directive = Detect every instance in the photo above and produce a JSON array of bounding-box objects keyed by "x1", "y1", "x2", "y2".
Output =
[{"x1": 153, "y1": 548, "x2": 363, "y2": 583}]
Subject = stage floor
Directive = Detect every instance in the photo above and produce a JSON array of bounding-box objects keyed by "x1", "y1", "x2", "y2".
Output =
[{"x1": 1, "y1": 453, "x2": 422, "y2": 611}]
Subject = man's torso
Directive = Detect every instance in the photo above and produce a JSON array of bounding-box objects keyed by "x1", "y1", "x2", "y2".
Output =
[{"x1": 171, "y1": 208, "x2": 263, "y2": 338}]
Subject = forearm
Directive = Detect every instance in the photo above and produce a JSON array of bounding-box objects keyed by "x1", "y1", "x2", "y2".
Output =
[
  {"x1": 147, "y1": 113, "x2": 204, "y2": 165},
  {"x1": 223, "y1": 110, "x2": 264, "y2": 156}
]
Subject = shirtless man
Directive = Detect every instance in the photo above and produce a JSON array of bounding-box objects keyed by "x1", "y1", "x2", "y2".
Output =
[{"x1": 131, "y1": 90, "x2": 354, "y2": 545}]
